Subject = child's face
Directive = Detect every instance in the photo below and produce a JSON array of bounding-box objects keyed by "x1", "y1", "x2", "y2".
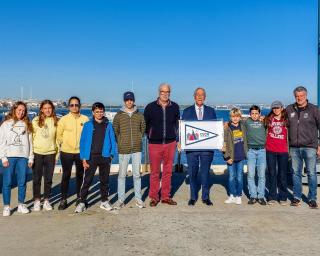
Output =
[
  {"x1": 272, "y1": 107, "x2": 282, "y2": 116},
  {"x1": 230, "y1": 114, "x2": 241, "y2": 124},
  {"x1": 250, "y1": 110, "x2": 260, "y2": 121}
]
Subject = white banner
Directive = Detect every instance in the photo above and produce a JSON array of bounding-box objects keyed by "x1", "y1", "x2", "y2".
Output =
[{"x1": 179, "y1": 120, "x2": 224, "y2": 150}]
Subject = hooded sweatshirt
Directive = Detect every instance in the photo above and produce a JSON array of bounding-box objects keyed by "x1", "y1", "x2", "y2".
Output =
[
  {"x1": 56, "y1": 113, "x2": 89, "y2": 154},
  {"x1": 113, "y1": 106, "x2": 146, "y2": 154}
]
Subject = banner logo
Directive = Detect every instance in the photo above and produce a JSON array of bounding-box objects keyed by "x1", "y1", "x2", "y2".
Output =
[{"x1": 185, "y1": 124, "x2": 218, "y2": 146}]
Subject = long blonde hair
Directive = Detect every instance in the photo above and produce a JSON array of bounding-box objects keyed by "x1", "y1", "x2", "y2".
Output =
[
  {"x1": 4, "y1": 101, "x2": 33, "y2": 133},
  {"x1": 38, "y1": 100, "x2": 58, "y2": 128}
]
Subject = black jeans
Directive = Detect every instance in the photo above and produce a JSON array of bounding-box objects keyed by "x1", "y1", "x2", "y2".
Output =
[
  {"x1": 266, "y1": 151, "x2": 289, "y2": 201},
  {"x1": 80, "y1": 155, "x2": 111, "y2": 203},
  {"x1": 60, "y1": 152, "x2": 84, "y2": 200},
  {"x1": 33, "y1": 153, "x2": 56, "y2": 200}
]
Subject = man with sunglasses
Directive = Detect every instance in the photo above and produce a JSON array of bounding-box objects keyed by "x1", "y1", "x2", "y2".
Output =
[
  {"x1": 144, "y1": 83, "x2": 180, "y2": 207},
  {"x1": 56, "y1": 96, "x2": 89, "y2": 210}
]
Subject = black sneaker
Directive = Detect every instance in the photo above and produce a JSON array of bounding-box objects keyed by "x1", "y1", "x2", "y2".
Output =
[
  {"x1": 248, "y1": 198, "x2": 257, "y2": 205},
  {"x1": 58, "y1": 200, "x2": 68, "y2": 210},
  {"x1": 290, "y1": 198, "x2": 301, "y2": 207},
  {"x1": 258, "y1": 198, "x2": 267, "y2": 206},
  {"x1": 308, "y1": 200, "x2": 319, "y2": 209}
]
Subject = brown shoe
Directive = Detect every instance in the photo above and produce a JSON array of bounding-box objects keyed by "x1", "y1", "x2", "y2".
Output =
[
  {"x1": 149, "y1": 199, "x2": 158, "y2": 207},
  {"x1": 161, "y1": 198, "x2": 177, "y2": 205}
]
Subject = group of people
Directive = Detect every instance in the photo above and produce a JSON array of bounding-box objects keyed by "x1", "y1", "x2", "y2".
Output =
[
  {"x1": 0, "y1": 83, "x2": 318, "y2": 217},
  {"x1": 222, "y1": 86, "x2": 319, "y2": 209}
]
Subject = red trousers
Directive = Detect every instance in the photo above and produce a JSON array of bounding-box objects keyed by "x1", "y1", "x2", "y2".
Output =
[{"x1": 148, "y1": 141, "x2": 176, "y2": 201}]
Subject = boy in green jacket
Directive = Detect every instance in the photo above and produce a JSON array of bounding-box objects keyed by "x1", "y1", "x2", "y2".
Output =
[{"x1": 113, "y1": 91, "x2": 146, "y2": 209}]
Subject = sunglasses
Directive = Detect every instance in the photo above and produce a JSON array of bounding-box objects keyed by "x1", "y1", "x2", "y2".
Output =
[{"x1": 69, "y1": 104, "x2": 80, "y2": 108}]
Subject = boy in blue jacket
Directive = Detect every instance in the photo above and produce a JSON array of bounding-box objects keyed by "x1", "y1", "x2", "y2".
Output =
[{"x1": 75, "y1": 102, "x2": 116, "y2": 213}]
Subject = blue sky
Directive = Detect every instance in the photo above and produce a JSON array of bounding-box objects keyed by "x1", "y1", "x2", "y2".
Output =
[{"x1": 0, "y1": 0, "x2": 317, "y2": 105}]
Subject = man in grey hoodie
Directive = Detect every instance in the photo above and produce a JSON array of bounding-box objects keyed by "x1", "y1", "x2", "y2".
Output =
[{"x1": 113, "y1": 91, "x2": 146, "y2": 209}]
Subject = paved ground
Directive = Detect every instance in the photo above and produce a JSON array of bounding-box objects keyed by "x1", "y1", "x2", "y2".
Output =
[{"x1": 0, "y1": 171, "x2": 319, "y2": 256}]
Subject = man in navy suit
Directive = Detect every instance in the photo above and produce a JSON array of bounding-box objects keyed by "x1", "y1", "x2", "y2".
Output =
[{"x1": 182, "y1": 87, "x2": 217, "y2": 206}]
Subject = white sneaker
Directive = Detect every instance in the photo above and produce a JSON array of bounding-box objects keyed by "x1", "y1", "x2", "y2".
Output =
[
  {"x1": 43, "y1": 200, "x2": 53, "y2": 211},
  {"x1": 100, "y1": 201, "x2": 113, "y2": 211},
  {"x1": 3, "y1": 206, "x2": 11, "y2": 217},
  {"x1": 75, "y1": 202, "x2": 86, "y2": 213},
  {"x1": 235, "y1": 197, "x2": 242, "y2": 205},
  {"x1": 224, "y1": 195, "x2": 236, "y2": 204},
  {"x1": 33, "y1": 200, "x2": 41, "y2": 212},
  {"x1": 18, "y1": 204, "x2": 30, "y2": 214},
  {"x1": 135, "y1": 198, "x2": 146, "y2": 209},
  {"x1": 113, "y1": 200, "x2": 124, "y2": 210}
]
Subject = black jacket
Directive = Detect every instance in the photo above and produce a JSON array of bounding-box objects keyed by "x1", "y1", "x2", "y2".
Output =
[
  {"x1": 144, "y1": 99, "x2": 180, "y2": 144},
  {"x1": 286, "y1": 102, "x2": 320, "y2": 149}
]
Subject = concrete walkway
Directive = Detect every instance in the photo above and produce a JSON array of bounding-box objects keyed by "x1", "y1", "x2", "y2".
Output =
[{"x1": 0, "y1": 172, "x2": 319, "y2": 256}]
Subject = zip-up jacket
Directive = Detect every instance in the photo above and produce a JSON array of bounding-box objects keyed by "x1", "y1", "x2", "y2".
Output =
[
  {"x1": 80, "y1": 118, "x2": 116, "y2": 160},
  {"x1": 286, "y1": 102, "x2": 320, "y2": 149},
  {"x1": 0, "y1": 119, "x2": 34, "y2": 164},
  {"x1": 222, "y1": 122, "x2": 248, "y2": 161},
  {"x1": 144, "y1": 99, "x2": 180, "y2": 144},
  {"x1": 113, "y1": 106, "x2": 146, "y2": 154},
  {"x1": 56, "y1": 113, "x2": 89, "y2": 154}
]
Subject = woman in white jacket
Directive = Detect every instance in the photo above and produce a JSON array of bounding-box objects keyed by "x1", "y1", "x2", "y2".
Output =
[{"x1": 0, "y1": 101, "x2": 34, "y2": 216}]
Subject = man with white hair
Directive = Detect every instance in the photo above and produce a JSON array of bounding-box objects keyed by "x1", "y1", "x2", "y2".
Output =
[
  {"x1": 286, "y1": 86, "x2": 320, "y2": 209},
  {"x1": 144, "y1": 83, "x2": 180, "y2": 207},
  {"x1": 182, "y1": 87, "x2": 217, "y2": 206}
]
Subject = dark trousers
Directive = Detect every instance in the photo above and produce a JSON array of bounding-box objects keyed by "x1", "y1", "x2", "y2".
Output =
[
  {"x1": 80, "y1": 155, "x2": 111, "y2": 203},
  {"x1": 60, "y1": 152, "x2": 84, "y2": 200},
  {"x1": 266, "y1": 151, "x2": 289, "y2": 201},
  {"x1": 186, "y1": 151, "x2": 214, "y2": 201},
  {"x1": 33, "y1": 153, "x2": 56, "y2": 200}
]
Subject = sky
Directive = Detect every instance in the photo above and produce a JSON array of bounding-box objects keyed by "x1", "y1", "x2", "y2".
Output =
[{"x1": 0, "y1": 0, "x2": 318, "y2": 105}]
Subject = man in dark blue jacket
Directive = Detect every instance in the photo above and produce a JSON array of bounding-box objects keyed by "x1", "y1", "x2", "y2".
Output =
[
  {"x1": 75, "y1": 102, "x2": 117, "y2": 213},
  {"x1": 182, "y1": 87, "x2": 216, "y2": 206},
  {"x1": 144, "y1": 83, "x2": 180, "y2": 207}
]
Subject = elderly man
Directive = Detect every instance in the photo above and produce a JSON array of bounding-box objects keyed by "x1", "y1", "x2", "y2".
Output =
[
  {"x1": 286, "y1": 86, "x2": 320, "y2": 209},
  {"x1": 182, "y1": 87, "x2": 217, "y2": 206},
  {"x1": 144, "y1": 83, "x2": 180, "y2": 207}
]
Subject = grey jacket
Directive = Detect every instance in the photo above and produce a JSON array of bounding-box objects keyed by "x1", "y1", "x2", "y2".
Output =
[{"x1": 286, "y1": 102, "x2": 320, "y2": 149}]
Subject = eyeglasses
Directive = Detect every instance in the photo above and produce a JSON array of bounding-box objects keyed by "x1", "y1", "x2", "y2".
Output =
[
  {"x1": 69, "y1": 104, "x2": 80, "y2": 108},
  {"x1": 160, "y1": 90, "x2": 170, "y2": 94}
]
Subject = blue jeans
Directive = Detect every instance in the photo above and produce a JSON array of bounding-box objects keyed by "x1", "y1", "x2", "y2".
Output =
[
  {"x1": 117, "y1": 152, "x2": 142, "y2": 202},
  {"x1": 2, "y1": 157, "x2": 28, "y2": 205},
  {"x1": 290, "y1": 147, "x2": 317, "y2": 201},
  {"x1": 186, "y1": 151, "x2": 214, "y2": 201},
  {"x1": 247, "y1": 148, "x2": 266, "y2": 199},
  {"x1": 227, "y1": 160, "x2": 244, "y2": 197}
]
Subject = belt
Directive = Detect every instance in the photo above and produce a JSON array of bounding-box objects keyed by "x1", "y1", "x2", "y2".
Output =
[{"x1": 249, "y1": 147, "x2": 265, "y2": 150}]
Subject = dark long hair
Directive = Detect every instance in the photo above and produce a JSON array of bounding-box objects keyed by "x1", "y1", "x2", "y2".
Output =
[
  {"x1": 4, "y1": 101, "x2": 33, "y2": 133},
  {"x1": 264, "y1": 108, "x2": 289, "y2": 128},
  {"x1": 38, "y1": 100, "x2": 58, "y2": 128}
]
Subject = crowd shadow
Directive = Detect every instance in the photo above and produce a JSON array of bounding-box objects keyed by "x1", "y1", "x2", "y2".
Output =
[{"x1": 0, "y1": 161, "x2": 316, "y2": 209}]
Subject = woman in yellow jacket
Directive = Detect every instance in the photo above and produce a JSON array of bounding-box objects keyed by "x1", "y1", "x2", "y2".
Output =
[
  {"x1": 56, "y1": 96, "x2": 89, "y2": 210},
  {"x1": 32, "y1": 100, "x2": 59, "y2": 211}
]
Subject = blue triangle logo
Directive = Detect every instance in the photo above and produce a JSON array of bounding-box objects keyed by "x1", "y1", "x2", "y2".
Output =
[{"x1": 185, "y1": 124, "x2": 218, "y2": 146}]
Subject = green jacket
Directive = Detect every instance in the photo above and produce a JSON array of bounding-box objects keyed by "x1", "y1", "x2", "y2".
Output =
[
  {"x1": 112, "y1": 107, "x2": 146, "y2": 154},
  {"x1": 222, "y1": 122, "x2": 248, "y2": 161}
]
